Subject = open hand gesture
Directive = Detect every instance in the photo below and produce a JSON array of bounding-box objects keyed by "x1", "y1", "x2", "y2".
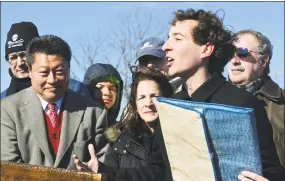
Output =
[{"x1": 73, "y1": 144, "x2": 99, "y2": 173}]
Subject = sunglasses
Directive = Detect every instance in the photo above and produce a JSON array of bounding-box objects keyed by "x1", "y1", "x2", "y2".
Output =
[{"x1": 235, "y1": 47, "x2": 264, "y2": 58}]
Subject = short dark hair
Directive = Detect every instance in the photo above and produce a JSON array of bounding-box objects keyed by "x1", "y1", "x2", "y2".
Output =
[
  {"x1": 26, "y1": 34, "x2": 72, "y2": 67},
  {"x1": 119, "y1": 66, "x2": 173, "y2": 135},
  {"x1": 233, "y1": 29, "x2": 273, "y2": 75},
  {"x1": 172, "y1": 9, "x2": 235, "y2": 74}
]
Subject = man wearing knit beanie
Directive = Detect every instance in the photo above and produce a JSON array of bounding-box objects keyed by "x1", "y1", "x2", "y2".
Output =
[
  {"x1": 1, "y1": 21, "x2": 39, "y2": 98},
  {"x1": 1, "y1": 22, "x2": 90, "y2": 99}
]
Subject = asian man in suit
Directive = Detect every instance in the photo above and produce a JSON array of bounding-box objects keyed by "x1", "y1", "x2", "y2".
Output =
[{"x1": 1, "y1": 34, "x2": 108, "y2": 169}]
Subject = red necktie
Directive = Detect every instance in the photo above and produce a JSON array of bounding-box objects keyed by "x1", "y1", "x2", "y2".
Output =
[{"x1": 48, "y1": 103, "x2": 57, "y2": 128}]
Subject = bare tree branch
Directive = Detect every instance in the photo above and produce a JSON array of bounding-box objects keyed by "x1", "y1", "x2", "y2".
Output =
[
  {"x1": 71, "y1": 33, "x2": 106, "y2": 80},
  {"x1": 73, "y1": 8, "x2": 164, "y2": 112},
  {"x1": 106, "y1": 9, "x2": 163, "y2": 100}
]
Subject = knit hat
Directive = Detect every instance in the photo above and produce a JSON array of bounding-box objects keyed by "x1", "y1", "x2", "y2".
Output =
[{"x1": 5, "y1": 21, "x2": 39, "y2": 61}]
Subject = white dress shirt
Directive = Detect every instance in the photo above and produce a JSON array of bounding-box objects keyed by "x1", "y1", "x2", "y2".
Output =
[{"x1": 37, "y1": 95, "x2": 63, "y2": 115}]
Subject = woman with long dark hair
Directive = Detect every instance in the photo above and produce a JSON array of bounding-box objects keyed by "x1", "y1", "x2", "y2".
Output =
[{"x1": 73, "y1": 66, "x2": 173, "y2": 181}]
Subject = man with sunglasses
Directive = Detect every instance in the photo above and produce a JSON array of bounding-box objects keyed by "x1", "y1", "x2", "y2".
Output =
[
  {"x1": 229, "y1": 30, "x2": 284, "y2": 168},
  {"x1": 1, "y1": 21, "x2": 90, "y2": 99}
]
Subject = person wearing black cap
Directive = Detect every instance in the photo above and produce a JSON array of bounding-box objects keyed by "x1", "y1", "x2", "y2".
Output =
[
  {"x1": 1, "y1": 21, "x2": 90, "y2": 99},
  {"x1": 1, "y1": 21, "x2": 38, "y2": 98}
]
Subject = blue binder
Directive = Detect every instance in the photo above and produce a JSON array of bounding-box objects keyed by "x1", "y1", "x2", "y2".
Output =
[{"x1": 157, "y1": 97, "x2": 262, "y2": 181}]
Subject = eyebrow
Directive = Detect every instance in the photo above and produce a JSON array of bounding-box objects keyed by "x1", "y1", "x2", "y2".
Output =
[
  {"x1": 138, "y1": 93, "x2": 160, "y2": 97},
  {"x1": 172, "y1": 32, "x2": 186, "y2": 37},
  {"x1": 38, "y1": 65, "x2": 65, "y2": 70}
]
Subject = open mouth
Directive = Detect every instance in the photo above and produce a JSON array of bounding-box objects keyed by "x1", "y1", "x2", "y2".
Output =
[
  {"x1": 166, "y1": 56, "x2": 174, "y2": 67},
  {"x1": 166, "y1": 56, "x2": 174, "y2": 62}
]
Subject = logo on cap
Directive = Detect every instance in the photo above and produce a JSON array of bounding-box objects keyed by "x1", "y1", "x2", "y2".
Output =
[
  {"x1": 141, "y1": 42, "x2": 154, "y2": 50},
  {"x1": 8, "y1": 35, "x2": 24, "y2": 49},
  {"x1": 12, "y1": 34, "x2": 18, "y2": 41}
]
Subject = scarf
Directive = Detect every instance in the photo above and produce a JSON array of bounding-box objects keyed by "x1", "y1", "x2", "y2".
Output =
[
  {"x1": 235, "y1": 75, "x2": 269, "y2": 94},
  {"x1": 6, "y1": 69, "x2": 31, "y2": 97}
]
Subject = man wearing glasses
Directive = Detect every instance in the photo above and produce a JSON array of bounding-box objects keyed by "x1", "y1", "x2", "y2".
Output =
[
  {"x1": 1, "y1": 22, "x2": 38, "y2": 98},
  {"x1": 228, "y1": 30, "x2": 284, "y2": 168},
  {"x1": 1, "y1": 21, "x2": 90, "y2": 99}
]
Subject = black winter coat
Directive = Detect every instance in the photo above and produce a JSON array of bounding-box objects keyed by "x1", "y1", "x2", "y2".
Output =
[{"x1": 98, "y1": 125, "x2": 165, "y2": 181}]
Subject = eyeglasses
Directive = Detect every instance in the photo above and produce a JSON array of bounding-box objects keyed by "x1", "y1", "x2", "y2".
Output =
[
  {"x1": 8, "y1": 51, "x2": 26, "y2": 64},
  {"x1": 235, "y1": 47, "x2": 264, "y2": 58}
]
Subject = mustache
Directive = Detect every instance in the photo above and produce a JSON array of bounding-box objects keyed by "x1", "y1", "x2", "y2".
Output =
[
  {"x1": 231, "y1": 65, "x2": 245, "y2": 71},
  {"x1": 17, "y1": 63, "x2": 28, "y2": 70}
]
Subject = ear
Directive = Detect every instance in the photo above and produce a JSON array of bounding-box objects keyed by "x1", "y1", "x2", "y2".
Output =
[
  {"x1": 66, "y1": 68, "x2": 70, "y2": 87},
  {"x1": 261, "y1": 55, "x2": 269, "y2": 67},
  {"x1": 28, "y1": 66, "x2": 32, "y2": 79},
  {"x1": 200, "y1": 42, "x2": 215, "y2": 59}
]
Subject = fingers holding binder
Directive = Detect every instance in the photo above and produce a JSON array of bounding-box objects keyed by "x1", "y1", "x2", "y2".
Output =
[{"x1": 238, "y1": 171, "x2": 270, "y2": 181}]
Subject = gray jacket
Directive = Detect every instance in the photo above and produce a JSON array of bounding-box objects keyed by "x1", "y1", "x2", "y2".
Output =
[{"x1": 1, "y1": 87, "x2": 107, "y2": 169}]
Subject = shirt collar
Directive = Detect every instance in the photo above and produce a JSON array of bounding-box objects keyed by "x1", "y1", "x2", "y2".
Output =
[
  {"x1": 177, "y1": 73, "x2": 227, "y2": 102},
  {"x1": 37, "y1": 95, "x2": 64, "y2": 113}
]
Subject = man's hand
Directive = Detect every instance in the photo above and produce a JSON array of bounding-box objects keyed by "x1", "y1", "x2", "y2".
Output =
[
  {"x1": 73, "y1": 144, "x2": 99, "y2": 173},
  {"x1": 238, "y1": 171, "x2": 269, "y2": 181}
]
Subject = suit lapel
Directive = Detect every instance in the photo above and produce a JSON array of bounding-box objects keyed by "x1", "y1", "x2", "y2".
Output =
[
  {"x1": 54, "y1": 91, "x2": 84, "y2": 167},
  {"x1": 20, "y1": 87, "x2": 54, "y2": 166}
]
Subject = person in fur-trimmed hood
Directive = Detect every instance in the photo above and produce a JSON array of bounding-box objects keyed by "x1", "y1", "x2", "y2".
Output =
[
  {"x1": 83, "y1": 63, "x2": 123, "y2": 126},
  {"x1": 73, "y1": 66, "x2": 174, "y2": 181}
]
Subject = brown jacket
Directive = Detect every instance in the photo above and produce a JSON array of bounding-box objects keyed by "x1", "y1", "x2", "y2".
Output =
[{"x1": 255, "y1": 77, "x2": 285, "y2": 168}]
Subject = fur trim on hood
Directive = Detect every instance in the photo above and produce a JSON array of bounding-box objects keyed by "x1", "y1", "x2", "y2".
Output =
[{"x1": 105, "y1": 126, "x2": 122, "y2": 142}]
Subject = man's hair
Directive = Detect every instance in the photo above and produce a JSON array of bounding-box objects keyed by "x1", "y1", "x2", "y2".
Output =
[
  {"x1": 26, "y1": 35, "x2": 72, "y2": 67},
  {"x1": 233, "y1": 29, "x2": 273, "y2": 75},
  {"x1": 118, "y1": 66, "x2": 173, "y2": 135},
  {"x1": 172, "y1": 9, "x2": 235, "y2": 74}
]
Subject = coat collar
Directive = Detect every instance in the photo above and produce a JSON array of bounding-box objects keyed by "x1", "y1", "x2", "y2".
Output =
[
  {"x1": 173, "y1": 73, "x2": 227, "y2": 102},
  {"x1": 255, "y1": 77, "x2": 283, "y2": 101}
]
